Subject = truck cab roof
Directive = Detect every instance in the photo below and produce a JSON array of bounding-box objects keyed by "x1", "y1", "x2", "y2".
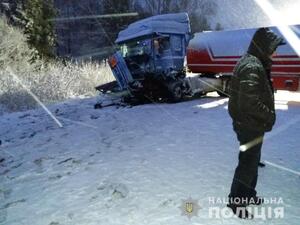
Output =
[{"x1": 115, "y1": 13, "x2": 191, "y2": 44}]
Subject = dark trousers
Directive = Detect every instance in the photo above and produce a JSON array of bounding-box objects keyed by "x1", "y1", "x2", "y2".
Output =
[{"x1": 229, "y1": 129, "x2": 264, "y2": 201}]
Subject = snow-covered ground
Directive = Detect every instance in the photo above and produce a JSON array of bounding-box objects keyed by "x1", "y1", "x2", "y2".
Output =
[{"x1": 0, "y1": 91, "x2": 299, "y2": 225}]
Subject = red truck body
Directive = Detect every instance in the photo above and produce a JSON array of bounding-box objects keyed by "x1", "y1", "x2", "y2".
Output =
[{"x1": 187, "y1": 26, "x2": 300, "y2": 91}]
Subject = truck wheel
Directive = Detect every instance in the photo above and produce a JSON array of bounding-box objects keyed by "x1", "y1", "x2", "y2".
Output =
[{"x1": 168, "y1": 82, "x2": 183, "y2": 102}]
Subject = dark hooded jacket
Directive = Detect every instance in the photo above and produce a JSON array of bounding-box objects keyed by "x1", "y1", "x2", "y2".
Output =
[{"x1": 228, "y1": 28, "x2": 285, "y2": 132}]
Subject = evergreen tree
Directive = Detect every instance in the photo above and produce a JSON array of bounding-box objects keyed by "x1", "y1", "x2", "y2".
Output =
[
  {"x1": 24, "y1": 0, "x2": 56, "y2": 59},
  {"x1": 0, "y1": 0, "x2": 26, "y2": 27}
]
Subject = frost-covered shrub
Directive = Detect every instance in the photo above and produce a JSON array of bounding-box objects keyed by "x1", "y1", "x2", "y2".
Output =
[
  {"x1": 0, "y1": 16, "x2": 39, "y2": 71},
  {"x1": 0, "y1": 17, "x2": 114, "y2": 114}
]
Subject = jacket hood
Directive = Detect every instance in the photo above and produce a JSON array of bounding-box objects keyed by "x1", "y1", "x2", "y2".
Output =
[{"x1": 247, "y1": 27, "x2": 286, "y2": 68}]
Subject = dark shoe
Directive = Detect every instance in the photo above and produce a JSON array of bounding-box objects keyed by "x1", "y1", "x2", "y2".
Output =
[{"x1": 227, "y1": 203, "x2": 254, "y2": 219}]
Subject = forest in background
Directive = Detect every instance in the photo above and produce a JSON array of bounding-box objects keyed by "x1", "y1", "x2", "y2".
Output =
[{"x1": 1, "y1": 0, "x2": 221, "y2": 60}]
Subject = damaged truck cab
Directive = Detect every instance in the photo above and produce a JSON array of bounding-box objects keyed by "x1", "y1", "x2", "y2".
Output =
[{"x1": 108, "y1": 13, "x2": 192, "y2": 102}]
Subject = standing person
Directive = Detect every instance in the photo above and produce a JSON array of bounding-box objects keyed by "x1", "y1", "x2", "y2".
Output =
[{"x1": 227, "y1": 27, "x2": 285, "y2": 219}]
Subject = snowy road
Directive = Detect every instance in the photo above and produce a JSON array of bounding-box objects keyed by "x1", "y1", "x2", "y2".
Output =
[{"x1": 0, "y1": 92, "x2": 299, "y2": 225}]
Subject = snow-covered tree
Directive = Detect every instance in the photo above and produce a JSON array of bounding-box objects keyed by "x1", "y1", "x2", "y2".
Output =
[{"x1": 24, "y1": 0, "x2": 56, "y2": 59}]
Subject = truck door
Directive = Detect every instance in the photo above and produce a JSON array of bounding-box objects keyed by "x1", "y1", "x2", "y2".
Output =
[
  {"x1": 170, "y1": 35, "x2": 185, "y2": 71},
  {"x1": 153, "y1": 36, "x2": 175, "y2": 76}
]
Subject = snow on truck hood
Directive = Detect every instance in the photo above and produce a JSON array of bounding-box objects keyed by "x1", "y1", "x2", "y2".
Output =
[{"x1": 115, "y1": 13, "x2": 191, "y2": 43}]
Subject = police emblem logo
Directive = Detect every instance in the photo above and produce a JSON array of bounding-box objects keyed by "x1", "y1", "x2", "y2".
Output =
[{"x1": 179, "y1": 197, "x2": 201, "y2": 219}]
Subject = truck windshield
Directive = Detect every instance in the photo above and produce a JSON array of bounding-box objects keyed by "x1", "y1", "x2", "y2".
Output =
[{"x1": 120, "y1": 39, "x2": 151, "y2": 58}]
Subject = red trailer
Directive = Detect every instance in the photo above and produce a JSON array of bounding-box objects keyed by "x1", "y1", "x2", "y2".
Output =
[{"x1": 187, "y1": 26, "x2": 300, "y2": 92}]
